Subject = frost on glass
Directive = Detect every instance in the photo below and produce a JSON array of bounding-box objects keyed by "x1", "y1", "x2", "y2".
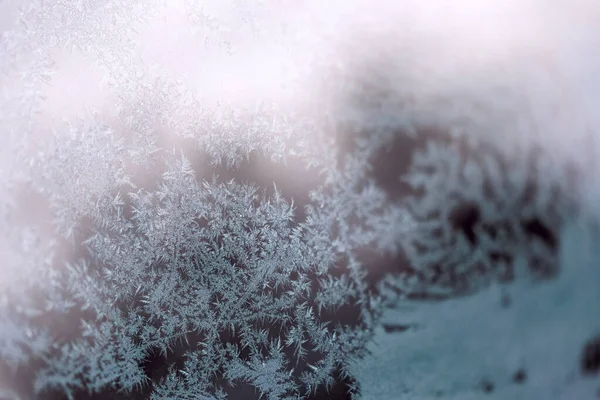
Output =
[
  {"x1": 2, "y1": 1, "x2": 600, "y2": 400},
  {"x1": 398, "y1": 136, "x2": 570, "y2": 295},
  {"x1": 0, "y1": 2, "x2": 396, "y2": 397},
  {"x1": 353, "y1": 219, "x2": 600, "y2": 399}
]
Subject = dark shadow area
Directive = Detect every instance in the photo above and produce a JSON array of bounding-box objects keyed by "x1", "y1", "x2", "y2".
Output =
[
  {"x1": 582, "y1": 335, "x2": 600, "y2": 375},
  {"x1": 448, "y1": 202, "x2": 481, "y2": 247}
]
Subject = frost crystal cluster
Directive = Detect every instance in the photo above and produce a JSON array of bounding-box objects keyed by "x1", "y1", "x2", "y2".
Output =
[{"x1": 2, "y1": 1, "x2": 600, "y2": 400}]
